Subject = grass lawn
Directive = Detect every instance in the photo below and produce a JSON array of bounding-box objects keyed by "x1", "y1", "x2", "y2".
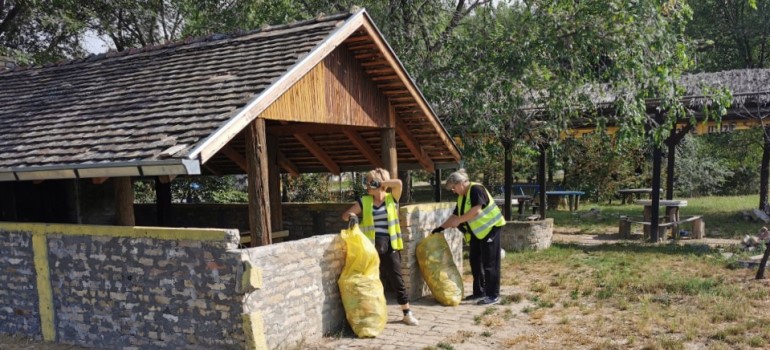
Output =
[
  {"x1": 547, "y1": 195, "x2": 762, "y2": 239},
  {"x1": 478, "y1": 243, "x2": 770, "y2": 349}
]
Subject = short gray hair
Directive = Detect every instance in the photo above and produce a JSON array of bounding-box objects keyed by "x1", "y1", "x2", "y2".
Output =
[{"x1": 444, "y1": 169, "x2": 469, "y2": 189}]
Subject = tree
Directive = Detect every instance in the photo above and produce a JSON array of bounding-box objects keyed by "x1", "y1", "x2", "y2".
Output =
[
  {"x1": 687, "y1": 0, "x2": 770, "y2": 71},
  {"x1": 0, "y1": 0, "x2": 88, "y2": 63},
  {"x1": 433, "y1": 0, "x2": 709, "y2": 219}
]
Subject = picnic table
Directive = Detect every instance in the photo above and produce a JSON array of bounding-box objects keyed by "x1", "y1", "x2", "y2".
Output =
[
  {"x1": 616, "y1": 188, "x2": 662, "y2": 204},
  {"x1": 545, "y1": 191, "x2": 585, "y2": 211},
  {"x1": 494, "y1": 195, "x2": 534, "y2": 215},
  {"x1": 636, "y1": 199, "x2": 687, "y2": 238}
]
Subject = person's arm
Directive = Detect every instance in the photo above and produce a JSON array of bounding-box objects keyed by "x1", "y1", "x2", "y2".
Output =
[
  {"x1": 341, "y1": 202, "x2": 362, "y2": 221},
  {"x1": 440, "y1": 185, "x2": 485, "y2": 228},
  {"x1": 382, "y1": 178, "x2": 402, "y2": 202}
]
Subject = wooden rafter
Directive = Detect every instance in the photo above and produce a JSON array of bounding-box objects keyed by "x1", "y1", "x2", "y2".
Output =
[
  {"x1": 360, "y1": 19, "x2": 461, "y2": 162},
  {"x1": 343, "y1": 128, "x2": 384, "y2": 168},
  {"x1": 294, "y1": 133, "x2": 341, "y2": 175},
  {"x1": 277, "y1": 151, "x2": 300, "y2": 177},
  {"x1": 395, "y1": 120, "x2": 435, "y2": 173},
  {"x1": 220, "y1": 145, "x2": 248, "y2": 172}
]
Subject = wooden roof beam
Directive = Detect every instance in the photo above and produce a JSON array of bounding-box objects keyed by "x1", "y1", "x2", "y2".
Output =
[
  {"x1": 277, "y1": 151, "x2": 300, "y2": 177},
  {"x1": 395, "y1": 120, "x2": 435, "y2": 173},
  {"x1": 294, "y1": 133, "x2": 341, "y2": 175},
  {"x1": 360, "y1": 18, "x2": 461, "y2": 161},
  {"x1": 220, "y1": 145, "x2": 248, "y2": 172},
  {"x1": 343, "y1": 128, "x2": 384, "y2": 169}
]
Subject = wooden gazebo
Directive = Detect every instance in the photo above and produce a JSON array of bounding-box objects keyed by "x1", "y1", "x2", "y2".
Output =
[
  {"x1": 506, "y1": 69, "x2": 770, "y2": 240},
  {"x1": 0, "y1": 9, "x2": 462, "y2": 245}
]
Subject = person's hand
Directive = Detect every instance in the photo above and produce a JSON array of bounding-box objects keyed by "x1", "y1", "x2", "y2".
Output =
[
  {"x1": 348, "y1": 213, "x2": 358, "y2": 225},
  {"x1": 431, "y1": 227, "x2": 445, "y2": 234},
  {"x1": 444, "y1": 215, "x2": 462, "y2": 228}
]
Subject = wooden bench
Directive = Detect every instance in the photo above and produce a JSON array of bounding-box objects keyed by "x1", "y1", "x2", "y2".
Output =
[{"x1": 618, "y1": 215, "x2": 704, "y2": 240}]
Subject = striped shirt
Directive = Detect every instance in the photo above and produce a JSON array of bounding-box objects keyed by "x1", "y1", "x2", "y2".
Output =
[{"x1": 358, "y1": 198, "x2": 390, "y2": 238}]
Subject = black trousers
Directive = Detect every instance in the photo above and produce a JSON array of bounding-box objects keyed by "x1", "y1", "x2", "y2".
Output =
[
  {"x1": 469, "y1": 225, "x2": 501, "y2": 299},
  {"x1": 379, "y1": 246, "x2": 409, "y2": 305}
]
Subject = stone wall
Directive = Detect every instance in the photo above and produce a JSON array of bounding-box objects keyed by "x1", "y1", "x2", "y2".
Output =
[
  {"x1": 0, "y1": 223, "x2": 245, "y2": 350},
  {"x1": 0, "y1": 230, "x2": 39, "y2": 336},
  {"x1": 238, "y1": 234, "x2": 346, "y2": 349},
  {"x1": 0, "y1": 202, "x2": 462, "y2": 350},
  {"x1": 500, "y1": 219, "x2": 554, "y2": 252},
  {"x1": 237, "y1": 202, "x2": 462, "y2": 349}
]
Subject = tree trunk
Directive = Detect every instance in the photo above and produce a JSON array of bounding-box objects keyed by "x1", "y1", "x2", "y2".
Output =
[
  {"x1": 503, "y1": 140, "x2": 513, "y2": 220},
  {"x1": 760, "y1": 126, "x2": 770, "y2": 211},
  {"x1": 756, "y1": 242, "x2": 770, "y2": 279},
  {"x1": 538, "y1": 143, "x2": 547, "y2": 219}
]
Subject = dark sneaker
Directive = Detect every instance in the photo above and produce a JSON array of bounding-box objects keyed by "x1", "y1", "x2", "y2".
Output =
[
  {"x1": 463, "y1": 294, "x2": 484, "y2": 301},
  {"x1": 477, "y1": 296, "x2": 500, "y2": 305}
]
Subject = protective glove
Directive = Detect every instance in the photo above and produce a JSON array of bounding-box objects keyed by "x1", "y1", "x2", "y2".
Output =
[
  {"x1": 348, "y1": 213, "x2": 359, "y2": 226},
  {"x1": 431, "y1": 227, "x2": 445, "y2": 234}
]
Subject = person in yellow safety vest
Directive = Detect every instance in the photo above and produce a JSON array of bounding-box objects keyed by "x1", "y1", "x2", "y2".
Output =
[
  {"x1": 342, "y1": 168, "x2": 419, "y2": 326},
  {"x1": 434, "y1": 168, "x2": 505, "y2": 306}
]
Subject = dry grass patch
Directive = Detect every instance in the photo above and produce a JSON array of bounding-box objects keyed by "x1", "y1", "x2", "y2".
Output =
[
  {"x1": 444, "y1": 330, "x2": 474, "y2": 344},
  {"x1": 501, "y1": 333, "x2": 540, "y2": 347},
  {"x1": 487, "y1": 242, "x2": 770, "y2": 348}
]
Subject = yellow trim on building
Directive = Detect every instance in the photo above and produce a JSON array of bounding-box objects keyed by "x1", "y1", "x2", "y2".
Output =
[
  {"x1": 243, "y1": 312, "x2": 269, "y2": 350},
  {"x1": 31, "y1": 233, "x2": 55, "y2": 341},
  {"x1": 0, "y1": 222, "x2": 232, "y2": 241}
]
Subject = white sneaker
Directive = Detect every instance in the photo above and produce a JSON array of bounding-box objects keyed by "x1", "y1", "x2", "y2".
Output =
[{"x1": 402, "y1": 312, "x2": 419, "y2": 326}]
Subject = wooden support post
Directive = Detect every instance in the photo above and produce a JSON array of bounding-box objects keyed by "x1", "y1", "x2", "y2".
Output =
[
  {"x1": 114, "y1": 177, "x2": 135, "y2": 226},
  {"x1": 381, "y1": 127, "x2": 397, "y2": 177},
  {"x1": 433, "y1": 168, "x2": 442, "y2": 202},
  {"x1": 268, "y1": 135, "x2": 282, "y2": 231},
  {"x1": 246, "y1": 118, "x2": 272, "y2": 246},
  {"x1": 155, "y1": 177, "x2": 172, "y2": 226},
  {"x1": 398, "y1": 170, "x2": 411, "y2": 203}
]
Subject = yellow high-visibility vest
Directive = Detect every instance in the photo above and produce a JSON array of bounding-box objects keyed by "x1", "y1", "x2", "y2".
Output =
[
  {"x1": 360, "y1": 194, "x2": 404, "y2": 250},
  {"x1": 457, "y1": 182, "x2": 505, "y2": 242}
]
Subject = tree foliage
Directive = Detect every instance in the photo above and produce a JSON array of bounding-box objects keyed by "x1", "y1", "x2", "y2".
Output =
[
  {"x1": 0, "y1": 0, "x2": 88, "y2": 63},
  {"x1": 687, "y1": 0, "x2": 770, "y2": 71}
]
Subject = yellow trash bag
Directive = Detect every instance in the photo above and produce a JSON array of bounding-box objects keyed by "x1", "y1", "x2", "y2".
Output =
[
  {"x1": 416, "y1": 233, "x2": 463, "y2": 306},
  {"x1": 338, "y1": 222, "x2": 386, "y2": 338}
]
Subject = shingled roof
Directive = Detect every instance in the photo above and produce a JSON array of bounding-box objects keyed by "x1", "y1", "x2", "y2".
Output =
[{"x1": 0, "y1": 9, "x2": 461, "y2": 181}]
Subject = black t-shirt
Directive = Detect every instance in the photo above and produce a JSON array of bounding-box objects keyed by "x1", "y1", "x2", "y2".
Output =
[{"x1": 453, "y1": 184, "x2": 489, "y2": 233}]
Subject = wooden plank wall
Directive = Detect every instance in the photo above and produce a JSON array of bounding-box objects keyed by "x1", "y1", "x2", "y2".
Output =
[
  {"x1": 323, "y1": 45, "x2": 390, "y2": 128},
  {"x1": 259, "y1": 46, "x2": 388, "y2": 128}
]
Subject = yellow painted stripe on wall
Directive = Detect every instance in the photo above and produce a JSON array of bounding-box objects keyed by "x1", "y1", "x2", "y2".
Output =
[
  {"x1": 32, "y1": 233, "x2": 55, "y2": 341},
  {"x1": 0, "y1": 222, "x2": 232, "y2": 241}
]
